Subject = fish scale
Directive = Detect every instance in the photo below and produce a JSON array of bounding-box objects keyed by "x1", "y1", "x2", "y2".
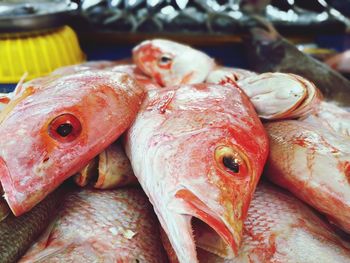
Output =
[
  {"x1": 265, "y1": 117, "x2": 350, "y2": 233},
  {"x1": 20, "y1": 187, "x2": 167, "y2": 262},
  {"x1": 189, "y1": 182, "x2": 350, "y2": 263}
]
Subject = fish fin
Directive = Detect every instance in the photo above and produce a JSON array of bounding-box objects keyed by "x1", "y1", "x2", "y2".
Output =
[{"x1": 14, "y1": 72, "x2": 28, "y2": 96}]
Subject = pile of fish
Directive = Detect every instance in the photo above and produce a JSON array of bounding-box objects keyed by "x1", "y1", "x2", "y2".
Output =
[{"x1": 0, "y1": 22, "x2": 349, "y2": 263}]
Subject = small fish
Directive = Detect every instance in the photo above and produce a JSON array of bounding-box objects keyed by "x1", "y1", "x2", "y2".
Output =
[
  {"x1": 192, "y1": 182, "x2": 350, "y2": 262},
  {"x1": 125, "y1": 83, "x2": 269, "y2": 262},
  {"x1": 20, "y1": 187, "x2": 167, "y2": 262},
  {"x1": 244, "y1": 17, "x2": 350, "y2": 105},
  {"x1": 0, "y1": 184, "x2": 69, "y2": 263},
  {"x1": 0, "y1": 71, "x2": 144, "y2": 216},
  {"x1": 132, "y1": 39, "x2": 216, "y2": 86},
  {"x1": 264, "y1": 117, "x2": 350, "y2": 233}
]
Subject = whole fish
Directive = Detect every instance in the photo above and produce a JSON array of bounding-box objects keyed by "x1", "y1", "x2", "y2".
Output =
[
  {"x1": 125, "y1": 83, "x2": 269, "y2": 262},
  {"x1": 0, "y1": 184, "x2": 69, "y2": 263},
  {"x1": 193, "y1": 182, "x2": 350, "y2": 263},
  {"x1": 20, "y1": 187, "x2": 167, "y2": 262},
  {"x1": 133, "y1": 39, "x2": 322, "y2": 120},
  {"x1": 0, "y1": 71, "x2": 144, "y2": 216},
  {"x1": 264, "y1": 117, "x2": 350, "y2": 232},
  {"x1": 244, "y1": 17, "x2": 350, "y2": 105}
]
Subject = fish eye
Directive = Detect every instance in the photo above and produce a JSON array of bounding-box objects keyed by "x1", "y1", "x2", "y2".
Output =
[
  {"x1": 158, "y1": 55, "x2": 172, "y2": 67},
  {"x1": 215, "y1": 145, "x2": 247, "y2": 175},
  {"x1": 223, "y1": 156, "x2": 240, "y2": 173},
  {"x1": 49, "y1": 113, "x2": 82, "y2": 143}
]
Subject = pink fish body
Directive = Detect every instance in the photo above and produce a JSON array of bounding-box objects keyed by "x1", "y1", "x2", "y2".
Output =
[
  {"x1": 0, "y1": 71, "x2": 144, "y2": 216},
  {"x1": 265, "y1": 117, "x2": 350, "y2": 232},
  {"x1": 125, "y1": 83, "x2": 269, "y2": 262},
  {"x1": 310, "y1": 101, "x2": 350, "y2": 137},
  {"x1": 193, "y1": 182, "x2": 350, "y2": 263},
  {"x1": 20, "y1": 187, "x2": 167, "y2": 262}
]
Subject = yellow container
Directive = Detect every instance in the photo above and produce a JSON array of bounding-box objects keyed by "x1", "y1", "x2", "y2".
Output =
[{"x1": 0, "y1": 26, "x2": 85, "y2": 84}]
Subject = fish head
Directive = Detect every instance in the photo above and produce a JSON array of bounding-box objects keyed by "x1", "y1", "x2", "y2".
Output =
[
  {"x1": 0, "y1": 71, "x2": 144, "y2": 216},
  {"x1": 126, "y1": 83, "x2": 269, "y2": 261},
  {"x1": 132, "y1": 39, "x2": 215, "y2": 86}
]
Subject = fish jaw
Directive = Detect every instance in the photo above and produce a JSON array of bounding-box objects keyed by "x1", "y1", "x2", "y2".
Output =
[
  {"x1": 133, "y1": 39, "x2": 215, "y2": 86},
  {"x1": 0, "y1": 71, "x2": 144, "y2": 216},
  {"x1": 125, "y1": 84, "x2": 269, "y2": 261}
]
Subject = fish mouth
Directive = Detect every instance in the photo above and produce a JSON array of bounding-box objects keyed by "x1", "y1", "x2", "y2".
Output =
[{"x1": 175, "y1": 189, "x2": 239, "y2": 259}]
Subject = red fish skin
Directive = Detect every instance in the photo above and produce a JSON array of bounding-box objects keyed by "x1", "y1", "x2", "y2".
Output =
[
  {"x1": 0, "y1": 71, "x2": 144, "y2": 216},
  {"x1": 16, "y1": 60, "x2": 158, "y2": 99},
  {"x1": 125, "y1": 83, "x2": 269, "y2": 262},
  {"x1": 196, "y1": 182, "x2": 350, "y2": 263},
  {"x1": 162, "y1": 182, "x2": 350, "y2": 262},
  {"x1": 308, "y1": 101, "x2": 350, "y2": 138},
  {"x1": 20, "y1": 187, "x2": 168, "y2": 262},
  {"x1": 264, "y1": 119, "x2": 350, "y2": 233}
]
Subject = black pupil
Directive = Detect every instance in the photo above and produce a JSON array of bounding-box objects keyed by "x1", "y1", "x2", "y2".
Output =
[
  {"x1": 223, "y1": 156, "x2": 240, "y2": 173},
  {"x1": 56, "y1": 123, "x2": 73, "y2": 137},
  {"x1": 160, "y1": 56, "x2": 171, "y2": 64}
]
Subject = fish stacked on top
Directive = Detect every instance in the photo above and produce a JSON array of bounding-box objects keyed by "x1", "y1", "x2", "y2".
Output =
[{"x1": 0, "y1": 28, "x2": 349, "y2": 262}]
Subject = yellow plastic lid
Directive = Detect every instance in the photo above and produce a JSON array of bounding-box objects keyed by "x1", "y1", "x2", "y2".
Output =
[{"x1": 0, "y1": 26, "x2": 85, "y2": 84}]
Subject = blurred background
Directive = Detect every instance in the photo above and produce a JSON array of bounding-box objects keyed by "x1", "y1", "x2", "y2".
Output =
[{"x1": 0, "y1": 0, "x2": 349, "y2": 91}]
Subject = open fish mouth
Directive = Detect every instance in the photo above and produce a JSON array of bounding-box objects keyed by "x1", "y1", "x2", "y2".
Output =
[{"x1": 175, "y1": 189, "x2": 238, "y2": 258}]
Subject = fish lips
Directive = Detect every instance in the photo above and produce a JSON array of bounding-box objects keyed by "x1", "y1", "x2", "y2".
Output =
[{"x1": 174, "y1": 188, "x2": 240, "y2": 258}]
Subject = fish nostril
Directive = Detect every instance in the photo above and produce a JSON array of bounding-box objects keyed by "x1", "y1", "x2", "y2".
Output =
[{"x1": 43, "y1": 157, "x2": 49, "y2": 163}]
